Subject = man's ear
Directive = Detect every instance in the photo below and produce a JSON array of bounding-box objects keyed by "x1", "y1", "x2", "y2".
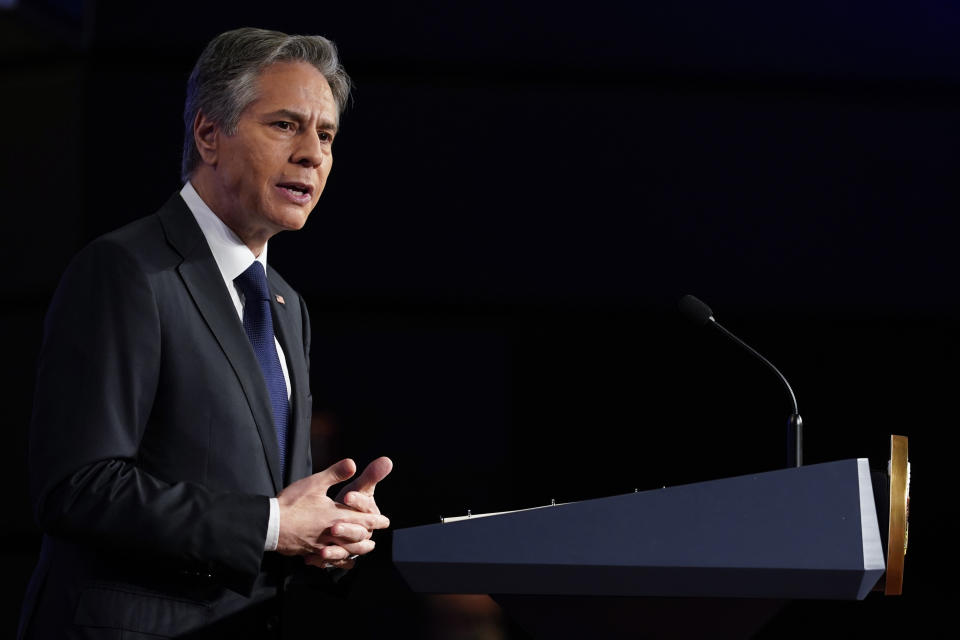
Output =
[{"x1": 193, "y1": 110, "x2": 220, "y2": 166}]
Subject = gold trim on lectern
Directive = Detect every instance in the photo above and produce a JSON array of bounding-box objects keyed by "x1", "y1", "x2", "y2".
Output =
[{"x1": 885, "y1": 434, "x2": 909, "y2": 595}]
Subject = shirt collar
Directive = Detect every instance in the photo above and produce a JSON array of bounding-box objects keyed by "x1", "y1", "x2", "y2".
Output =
[{"x1": 179, "y1": 180, "x2": 268, "y2": 282}]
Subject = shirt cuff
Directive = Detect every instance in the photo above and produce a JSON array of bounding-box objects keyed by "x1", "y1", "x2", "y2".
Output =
[{"x1": 264, "y1": 497, "x2": 280, "y2": 551}]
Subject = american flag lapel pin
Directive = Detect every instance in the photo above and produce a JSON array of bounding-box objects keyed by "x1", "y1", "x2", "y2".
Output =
[{"x1": 275, "y1": 294, "x2": 285, "y2": 305}]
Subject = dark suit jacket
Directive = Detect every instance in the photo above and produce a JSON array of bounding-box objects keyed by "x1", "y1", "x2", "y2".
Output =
[{"x1": 20, "y1": 193, "x2": 316, "y2": 638}]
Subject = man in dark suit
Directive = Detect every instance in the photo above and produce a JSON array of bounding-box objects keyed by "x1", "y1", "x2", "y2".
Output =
[{"x1": 19, "y1": 28, "x2": 392, "y2": 638}]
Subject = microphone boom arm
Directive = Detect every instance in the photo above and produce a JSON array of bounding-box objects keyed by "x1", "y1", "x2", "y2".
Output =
[{"x1": 709, "y1": 316, "x2": 803, "y2": 468}]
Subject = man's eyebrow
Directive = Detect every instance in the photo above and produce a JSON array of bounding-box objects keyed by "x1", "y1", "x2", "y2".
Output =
[
  {"x1": 265, "y1": 109, "x2": 338, "y2": 133},
  {"x1": 316, "y1": 118, "x2": 338, "y2": 134},
  {"x1": 264, "y1": 109, "x2": 306, "y2": 123}
]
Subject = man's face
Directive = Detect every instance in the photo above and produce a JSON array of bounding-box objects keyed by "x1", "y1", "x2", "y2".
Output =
[{"x1": 204, "y1": 61, "x2": 338, "y2": 242}]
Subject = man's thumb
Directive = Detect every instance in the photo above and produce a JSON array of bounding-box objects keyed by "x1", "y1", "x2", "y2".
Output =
[{"x1": 318, "y1": 458, "x2": 357, "y2": 488}]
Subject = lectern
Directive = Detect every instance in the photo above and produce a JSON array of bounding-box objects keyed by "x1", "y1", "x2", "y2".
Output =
[{"x1": 393, "y1": 437, "x2": 908, "y2": 638}]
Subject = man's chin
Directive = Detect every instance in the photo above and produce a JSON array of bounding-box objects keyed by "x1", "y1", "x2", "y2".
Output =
[{"x1": 268, "y1": 207, "x2": 312, "y2": 232}]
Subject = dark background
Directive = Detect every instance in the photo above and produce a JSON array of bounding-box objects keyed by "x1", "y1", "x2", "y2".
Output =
[{"x1": 2, "y1": 0, "x2": 956, "y2": 636}]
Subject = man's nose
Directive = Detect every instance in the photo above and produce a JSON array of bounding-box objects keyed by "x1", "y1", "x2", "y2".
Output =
[{"x1": 292, "y1": 131, "x2": 324, "y2": 167}]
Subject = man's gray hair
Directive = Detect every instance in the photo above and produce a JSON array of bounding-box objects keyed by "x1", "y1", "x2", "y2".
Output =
[{"x1": 181, "y1": 27, "x2": 351, "y2": 181}]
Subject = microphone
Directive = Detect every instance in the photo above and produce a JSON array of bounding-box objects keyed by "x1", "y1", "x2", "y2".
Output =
[{"x1": 679, "y1": 295, "x2": 803, "y2": 468}]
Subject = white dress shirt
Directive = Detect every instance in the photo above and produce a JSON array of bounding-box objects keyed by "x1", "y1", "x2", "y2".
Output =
[{"x1": 180, "y1": 181, "x2": 282, "y2": 552}]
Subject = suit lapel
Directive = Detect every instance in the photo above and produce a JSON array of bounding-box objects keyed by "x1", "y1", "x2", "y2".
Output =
[
  {"x1": 157, "y1": 195, "x2": 284, "y2": 494},
  {"x1": 268, "y1": 273, "x2": 311, "y2": 482}
]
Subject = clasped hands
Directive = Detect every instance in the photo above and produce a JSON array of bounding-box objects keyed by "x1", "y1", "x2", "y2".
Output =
[{"x1": 276, "y1": 456, "x2": 392, "y2": 570}]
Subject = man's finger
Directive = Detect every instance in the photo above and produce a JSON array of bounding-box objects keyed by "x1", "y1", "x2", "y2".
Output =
[
  {"x1": 341, "y1": 490, "x2": 380, "y2": 515},
  {"x1": 327, "y1": 522, "x2": 371, "y2": 543},
  {"x1": 316, "y1": 539, "x2": 375, "y2": 556},
  {"x1": 316, "y1": 541, "x2": 373, "y2": 559},
  {"x1": 339, "y1": 456, "x2": 392, "y2": 498},
  {"x1": 334, "y1": 510, "x2": 390, "y2": 531},
  {"x1": 316, "y1": 458, "x2": 356, "y2": 489},
  {"x1": 341, "y1": 539, "x2": 375, "y2": 556},
  {"x1": 316, "y1": 545, "x2": 352, "y2": 561},
  {"x1": 355, "y1": 456, "x2": 393, "y2": 494}
]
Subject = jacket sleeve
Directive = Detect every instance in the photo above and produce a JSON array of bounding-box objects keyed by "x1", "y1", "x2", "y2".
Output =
[{"x1": 28, "y1": 238, "x2": 269, "y2": 595}]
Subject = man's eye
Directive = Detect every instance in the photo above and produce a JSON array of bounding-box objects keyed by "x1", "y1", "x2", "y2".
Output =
[
  {"x1": 274, "y1": 121, "x2": 294, "y2": 131},
  {"x1": 318, "y1": 131, "x2": 332, "y2": 142}
]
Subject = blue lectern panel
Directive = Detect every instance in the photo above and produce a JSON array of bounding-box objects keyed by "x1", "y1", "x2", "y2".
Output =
[{"x1": 394, "y1": 459, "x2": 884, "y2": 599}]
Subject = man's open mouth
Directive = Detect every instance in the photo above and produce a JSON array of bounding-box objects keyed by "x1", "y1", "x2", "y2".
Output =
[{"x1": 277, "y1": 182, "x2": 312, "y2": 196}]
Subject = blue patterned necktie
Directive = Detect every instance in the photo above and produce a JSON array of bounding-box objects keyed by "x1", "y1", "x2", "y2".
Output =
[{"x1": 234, "y1": 261, "x2": 289, "y2": 479}]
